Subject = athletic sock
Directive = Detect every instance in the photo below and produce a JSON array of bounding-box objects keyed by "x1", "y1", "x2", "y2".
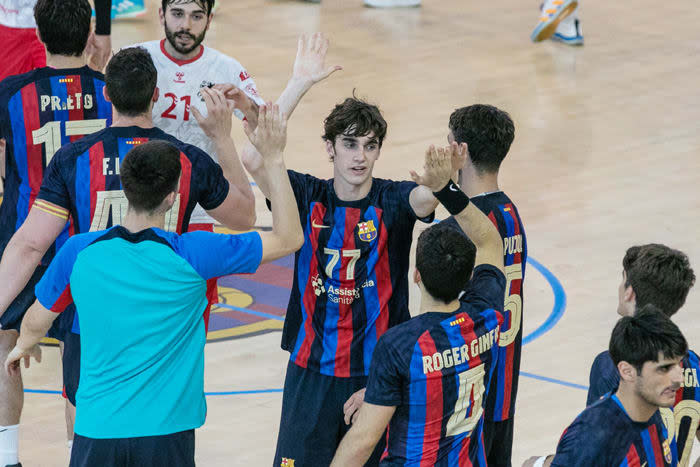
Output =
[{"x1": 0, "y1": 424, "x2": 19, "y2": 466}]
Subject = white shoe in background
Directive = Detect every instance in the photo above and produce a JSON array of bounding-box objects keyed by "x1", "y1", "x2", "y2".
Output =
[{"x1": 364, "y1": 0, "x2": 421, "y2": 8}]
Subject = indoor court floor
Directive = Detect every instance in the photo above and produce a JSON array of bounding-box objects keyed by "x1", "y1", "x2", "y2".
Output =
[{"x1": 12, "y1": 0, "x2": 700, "y2": 465}]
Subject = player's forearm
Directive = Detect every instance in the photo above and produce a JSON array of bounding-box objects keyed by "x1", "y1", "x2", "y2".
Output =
[
  {"x1": 93, "y1": 0, "x2": 112, "y2": 35},
  {"x1": 241, "y1": 142, "x2": 273, "y2": 200},
  {"x1": 275, "y1": 76, "x2": 314, "y2": 119},
  {"x1": 265, "y1": 158, "x2": 303, "y2": 253},
  {"x1": 409, "y1": 185, "x2": 440, "y2": 218},
  {"x1": 214, "y1": 136, "x2": 256, "y2": 223},
  {"x1": 0, "y1": 234, "x2": 46, "y2": 321},
  {"x1": 330, "y1": 430, "x2": 376, "y2": 467},
  {"x1": 454, "y1": 203, "x2": 502, "y2": 263},
  {"x1": 16, "y1": 302, "x2": 53, "y2": 351}
]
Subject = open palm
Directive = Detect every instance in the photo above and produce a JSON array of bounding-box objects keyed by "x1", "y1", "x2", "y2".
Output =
[{"x1": 293, "y1": 32, "x2": 342, "y2": 84}]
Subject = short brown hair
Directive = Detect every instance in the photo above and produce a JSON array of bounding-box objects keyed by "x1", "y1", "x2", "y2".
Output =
[
  {"x1": 322, "y1": 95, "x2": 387, "y2": 148},
  {"x1": 623, "y1": 244, "x2": 696, "y2": 317},
  {"x1": 120, "y1": 141, "x2": 181, "y2": 213}
]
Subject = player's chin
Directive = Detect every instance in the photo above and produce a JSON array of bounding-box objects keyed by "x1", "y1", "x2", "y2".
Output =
[{"x1": 658, "y1": 389, "x2": 678, "y2": 407}]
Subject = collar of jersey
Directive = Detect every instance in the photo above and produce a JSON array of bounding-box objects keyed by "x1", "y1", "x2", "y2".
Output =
[{"x1": 160, "y1": 38, "x2": 205, "y2": 67}]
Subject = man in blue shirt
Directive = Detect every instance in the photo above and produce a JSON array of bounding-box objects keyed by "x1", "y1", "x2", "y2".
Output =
[{"x1": 2, "y1": 104, "x2": 302, "y2": 466}]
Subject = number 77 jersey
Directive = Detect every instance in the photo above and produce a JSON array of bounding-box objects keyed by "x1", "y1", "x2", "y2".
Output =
[{"x1": 0, "y1": 66, "x2": 112, "y2": 262}]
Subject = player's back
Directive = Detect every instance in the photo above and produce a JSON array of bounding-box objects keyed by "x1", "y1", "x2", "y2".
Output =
[
  {"x1": 364, "y1": 280, "x2": 504, "y2": 466},
  {"x1": 37, "y1": 125, "x2": 229, "y2": 237},
  {"x1": 552, "y1": 394, "x2": 677, "y2": 467},
  {"x1": 443, "y1": 191, "x2": 527, "y2": 421},
  {"x1": 0, "y1": 66, "x2": 112, "y2": 259}
]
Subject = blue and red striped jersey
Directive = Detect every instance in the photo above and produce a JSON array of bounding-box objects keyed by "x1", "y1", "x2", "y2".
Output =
[
  {"x1": 0, "y1": 66, "x2": 112, "y2": 262},
  {"x1": 552, "y1": 394, "x2": 677, "y2": 467},
  {"x1": 36, "y1": 126, "x2": 229, "y2": 236},
  {"x1": 588, "y1": 350, "x2": 699, "y2": 467},
  {"x1": 280, "y1": 171, "x2": 433, "y2": 377},
  {"x1": 364, "y1": 265, "x2": 505, "y2": 466},
  {"x1": 443, "y1": 191, "x2": 526, "y2": 421},
  {"x1": 674, "y1": 350, "x2": 700, "y2": 467}
]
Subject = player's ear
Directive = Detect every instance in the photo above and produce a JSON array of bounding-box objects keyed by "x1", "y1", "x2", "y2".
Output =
[
  {"x1": 102, "y1": 85, "x2": 112, "y2": 103},
  {"x1": 158, "y1": 7, "x2": 165, "y2": 26},
  {"x1": 413, "y1": 268, "x2": 421, "y2": 285},
  {"x1": 624, "y1": 286, "x2": 636, "y2": 305},
  {"x1": 325, "y1": 139, "x2": 335, "y2": 163},
  {"x1": 152, "y1": 87, "x2": 160, "y2": 103},
  {"x1": 618, "y1": 361, "x2": 637, "y2": 383}
]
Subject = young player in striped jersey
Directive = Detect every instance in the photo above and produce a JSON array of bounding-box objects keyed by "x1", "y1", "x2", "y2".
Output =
[
  {"x1": 441, "y1": 104, "x2": 525, "y2": 466},
  {"x1": 243, "y1": 96, "x2": 442, "y2": 466},
  {"x1": 0, "y1": 2, "x2": 111, "y2": 464},
  {"x1": 586, "y1": 244, "x2": 698, "y2": 466},
  {"x1": 331, "y1": 143, "x2": 505, "y2": 466},
  {"x1": 527, "y1": 306, "x2": 685, "y2": 467},
  {"x1": 0, "y1": 46, "x2": 255, "y2": 454}
]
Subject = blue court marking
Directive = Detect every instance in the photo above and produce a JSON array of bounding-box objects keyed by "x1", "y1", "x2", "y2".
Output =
[
  {"x1": 26, "y1": 254, "x2": 578, "y2": 395},
  {"x1": 522, "y1": 256, "x2": 567, "y2": 345},
  {"x1": 521, "y1": 372, "x2": 588, "y2": 391},
  {"x1": 216, "y1": 303, "x2": 284, "y2": 321}
]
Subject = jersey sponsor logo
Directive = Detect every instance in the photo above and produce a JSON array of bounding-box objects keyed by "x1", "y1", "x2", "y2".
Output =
[
  {"x1": 174, "y1": 71, "x2": 185, "y2": 83},
  {"x1": 421, "y1": 327, "x2": 499, "y2": 375},
  {"x1": 311, "y1": 275, "x2": 325, "y2": 296},
  {"x1": 682, "y1": 368, "x2": 699, "y2": 388},
  {"x1": 357, "y1": 220, "x2": 377, "y2": 242},
  {"x1": 244, "y1": 83, "x2": 258, "y2": 97},
  {"x1": 40, "y1": 93, "x2": 94, "y2": 112},
  {"x1": 239, "y1": 70, "x2": 250, "y2": 81},
  {"x1": 280, "y1": 458, "x2": 295, "y2": 467}
]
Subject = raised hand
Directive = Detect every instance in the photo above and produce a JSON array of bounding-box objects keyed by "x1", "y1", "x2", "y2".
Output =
[
  {"x1": 242, "y1": 103, "x2": 287, "y2": 163},
  {"x1": 86, "y1": 32, "x2": 112, "y2": 72},
  {"x1": 191, "y1": 87, "x2": 235, "y2": 141},
  {"x1": 292, "y1": 32, "x2": 343, "y2": 85},
  {"x1": 212, "y1": 84, "x2": 260, "y2": 129},
  {"x1": 410, "y1": 145, "x2": 455, "y2": 192}
]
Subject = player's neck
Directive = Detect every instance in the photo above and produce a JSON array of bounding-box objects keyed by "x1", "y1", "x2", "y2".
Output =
[
  {"x1": 163, "y1": 39, "x2": 203, "y2": 62},
  {"x1": 111, "y1": 110, "x2": 154, "y2": 129},
  {"x1": 420, "y1": 293, "x2": 460, "y2": 315},
  {"x1": 45, "y1": 53, "x2": 85, "y2": 70},
  {"x1": 122, "y1": 208, "x2": 166, "y2": 233},
  {"x1": 333, "y1": 177, "x2": 373, "y2": 202},
  {"x1": 459, "y1": 165, "x2": 499, "y2": 198},
  {"x1": 615, "y1": 385, "x2": 659, "y2": 423}
]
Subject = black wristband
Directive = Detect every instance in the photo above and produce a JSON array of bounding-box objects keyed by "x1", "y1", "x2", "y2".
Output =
[
  {"x1": 94, "y1": 0, "x2": 112, "y2": 36},
  {"x1": 432, "y1": 181, "x2": 470, "y2": 215}
]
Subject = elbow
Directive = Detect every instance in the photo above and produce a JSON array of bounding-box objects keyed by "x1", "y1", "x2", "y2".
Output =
[{"x1": 285, "y1": 227, "x2": 304, "y2": 256}]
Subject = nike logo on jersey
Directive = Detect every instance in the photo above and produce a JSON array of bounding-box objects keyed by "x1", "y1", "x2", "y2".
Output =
[{"x1": 312, "y1": 220, "x2": 330, "y2": 229}]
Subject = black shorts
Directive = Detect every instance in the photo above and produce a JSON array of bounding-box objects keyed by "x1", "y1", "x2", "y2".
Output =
[
  {"x1": 274, "y1": 361, "x2": 386, "y2": 467},
  {"x1": 483, "y1": 417, "x2": 514, "y2": 467},
  {"x1": 0, "y1": 264, "x2": 47, "y2": 332},
  {"x1": 62, "y1": 330, "x2": 81, "y2": 406},
  {"x1": 69, "y1": 430, "x2": 195, "y2": 467}
]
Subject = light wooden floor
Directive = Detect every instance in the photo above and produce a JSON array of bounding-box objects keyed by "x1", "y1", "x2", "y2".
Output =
[{"x1": 16, "y1": 0, "x2": 700, "y2": 465}]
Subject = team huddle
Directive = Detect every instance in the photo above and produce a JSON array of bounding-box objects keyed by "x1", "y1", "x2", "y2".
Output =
[{"x1": 0, "y1": 1, "x2": 697, "y2": 467}]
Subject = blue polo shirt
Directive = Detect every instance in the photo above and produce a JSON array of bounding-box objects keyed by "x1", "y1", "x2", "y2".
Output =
[{"x1": 35, "y1": 225, "x2": 263, "y2": 439}]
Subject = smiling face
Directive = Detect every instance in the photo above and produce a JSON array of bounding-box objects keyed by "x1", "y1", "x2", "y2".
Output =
[
  {"x1": 161, "y1": 1, "x2": 211, "y2": 56},
  {"x1": 327, "y1": 132, "x2": 380, "y2": 197},
  {"x1": 633, "y1": 353, "x2": 684, "y2": 408}
]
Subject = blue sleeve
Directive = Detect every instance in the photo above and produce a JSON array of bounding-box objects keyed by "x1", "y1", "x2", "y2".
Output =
[
  {"x1": 364, "y1": 333, "x2": 403, "y2": 407},
  {"x1": 460, "y1": 265, "x2": 506, "y2": 311},
  {"x1": 187, "y1": 145, "x2": 230, "y2": 211},
  {"x1": 37, "y1": 147, "x2": 72, "y2": 210},
  {"x1": 391, "y1": 180, "x2": 435, "y2": 224},
  {"x1": 35, "y1": 235, "x2": 84, "y2": 312},
  {"x1": 266, "y1": 170, "x2": 324, "y2": 219},
  {"x1": 175, "y1": 231, "x2": 263, "y2": 280},
  {"x1": 551, "y1": 417, "x2": 604, "y2": 467},
  {"x1": 587, "y1": 351, "x2": 619, "y2": 406}
]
